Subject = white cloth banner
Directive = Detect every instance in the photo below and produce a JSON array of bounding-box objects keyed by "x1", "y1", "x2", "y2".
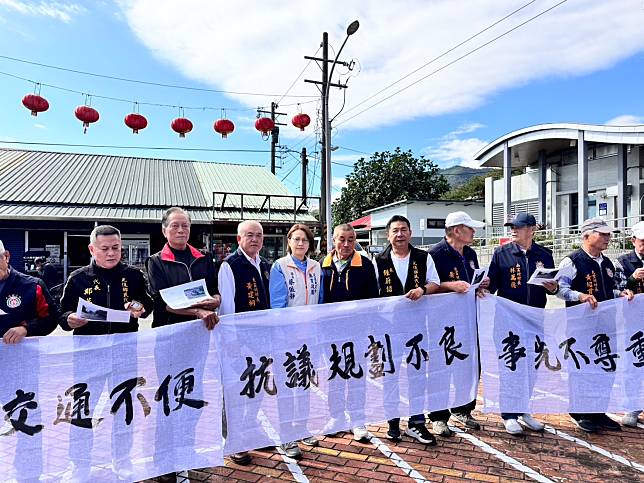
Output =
[
  {"x1": 216, "y1": 292, "x2": 479, "y2": 454},
  {"x1": 479, "y1": 294, "x2": 644, "y2": 414},
  {"x1": 0, "y1": 321, "x2": 223, "y2": 482}
]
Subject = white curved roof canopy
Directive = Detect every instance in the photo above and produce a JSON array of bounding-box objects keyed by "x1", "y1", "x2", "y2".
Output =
[{"x1": 474, "y1": 123, "x2": 644, "y2": 168}]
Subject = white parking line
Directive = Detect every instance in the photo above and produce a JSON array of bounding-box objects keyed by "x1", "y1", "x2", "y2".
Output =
[
  {"x1": 543, "y1": 425, "x2": 644, "y2": 473},
  {"x1": 365, "y1": 377, "x2": 551, "y2": 482},
  {"x1": 256, "y1": 409, "x2": 310, "y2": 483},
  {"x1": 368, "y1": 433, "x2": 432, "y2": 483},
  {"x1": 479, "y1": 374, "x2": 644, "y2": 472},
  {"x1": 449, "y1": 425, "x2": 554, "y2": 483}
]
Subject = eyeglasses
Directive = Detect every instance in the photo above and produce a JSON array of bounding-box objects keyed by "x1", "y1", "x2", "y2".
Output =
[{"x1": 290, "y1": 237, "x2": 310, "y2": 245}]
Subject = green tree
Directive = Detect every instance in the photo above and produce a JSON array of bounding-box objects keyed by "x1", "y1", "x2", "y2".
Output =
[
  {"x1": 444, "y1": 169, "x2": 503, "y2": 200},
  {"x1": 332, "y1": 148, "x2": 449, "y2": 225}
]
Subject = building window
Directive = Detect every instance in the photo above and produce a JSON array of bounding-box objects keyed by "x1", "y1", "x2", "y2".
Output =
[{"x1": 426, "y1": 218, "x2": 446, "y2": 229}]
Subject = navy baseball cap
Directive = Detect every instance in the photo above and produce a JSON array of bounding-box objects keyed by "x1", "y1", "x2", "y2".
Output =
[{"x1": 504, "y1": 213, "x2": 537, "y2": 228}]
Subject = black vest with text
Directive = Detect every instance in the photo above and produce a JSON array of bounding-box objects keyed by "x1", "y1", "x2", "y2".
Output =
[
  {"x1": 374, "y1": 245, "x2": 427, "y2": 296},
  {"x1": 566, "y1": 249, "x2": 616, "y2": 307},
  {"x1": 225, "y1": 250, "x2": 270, "y2": 312},
  {"x1": 617, "y1": 251, "x2": 644, "y2": 294}
]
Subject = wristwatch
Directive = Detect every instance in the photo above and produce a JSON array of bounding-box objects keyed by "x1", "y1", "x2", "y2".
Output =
[{"x1": 419, "y1": 285, "x2": 427, "y2": 295}]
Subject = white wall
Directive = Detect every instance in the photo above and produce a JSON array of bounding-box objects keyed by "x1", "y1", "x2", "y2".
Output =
[
  {"x1": 492, "y1": 170, "x2": 539, "y2": 203},
  {"x1": 368, "y1": 201, "x2": 485, "y2": 245}
]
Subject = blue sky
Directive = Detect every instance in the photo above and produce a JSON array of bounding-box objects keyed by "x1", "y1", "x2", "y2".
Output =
[{"x1": 0, "y1": 0, "x2": 643, "y2": 201}]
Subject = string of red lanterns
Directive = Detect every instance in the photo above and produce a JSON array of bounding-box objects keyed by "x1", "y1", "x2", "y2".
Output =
[{"x1": 20, "y1": 93, "x2": 312, "y2": 139}]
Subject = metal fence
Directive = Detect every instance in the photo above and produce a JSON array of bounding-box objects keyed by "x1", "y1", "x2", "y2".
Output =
[{"x1": 473, "y1": 215, "x2": 642, "y2": 265}]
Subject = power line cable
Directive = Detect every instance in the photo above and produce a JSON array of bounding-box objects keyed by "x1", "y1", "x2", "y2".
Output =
[
  {"x1": 0, "y1": 53, "x2": 317, "y2": 98},
  {"x1": 277, "y1": 47, "x2": 320, "y2": 105},
  {"x1": 288, "y1": 2, "x2": 538, "y2": 149},
  {"x1": 335, "y1": 0, "x2": 568, "y2": 128},
  {"x1": 338, "y1": 0, "x2": 538, "y2": 119},
  {"x1": 0, "y1": 70, "x2": 317, "y2": 112}
]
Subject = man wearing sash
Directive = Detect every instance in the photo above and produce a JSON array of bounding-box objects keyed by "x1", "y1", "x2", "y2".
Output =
[
  {"x1": 373, "y1": 215, "x2": 440, "y2": 445},
  {"x1": 428, "y1": 211, "x2": 486, "y2": 436},
  {"x1": 557, "y1": 217, "x2": 634, "y2": 433},
  {"x1": 486, "y1": 213, "x2": 555, "y2": 434},
  {"x1": 217, "y1": 220, "x2": 270, "y2": 465}
]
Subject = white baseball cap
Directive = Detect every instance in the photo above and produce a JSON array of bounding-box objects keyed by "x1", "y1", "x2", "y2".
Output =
[
  {"x1": 631, "y1": 221, "x2": 644, "y2": 240},
  {"x1": 445, "y1": 211, "x2": 485, "y2": 229}
]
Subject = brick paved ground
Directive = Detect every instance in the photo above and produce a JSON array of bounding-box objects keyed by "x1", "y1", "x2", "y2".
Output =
[{"x1": 142, "y1": 409, "x2": 643, "y2": 482}]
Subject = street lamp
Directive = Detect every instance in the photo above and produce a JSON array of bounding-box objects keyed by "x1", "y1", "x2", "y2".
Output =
[{"x1": 322, "y1": 20, "x2": 359, "y2": 252}]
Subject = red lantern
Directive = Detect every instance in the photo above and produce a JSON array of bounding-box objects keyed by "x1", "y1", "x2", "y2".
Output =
[
  {"x1": 22, "y1": 94, "x2": 49, "y2": 116},
  {"x1": 171, "y1": 117, "x2": 193, "y2": 138},
  {"x1": 292, "y1": 113, "x2": 311, "y2": 131},
  {"x1": 255, "y1": 117, "x2": 275, "y2": 135},
  {"x1": 75, "y1": 105, "x2": 100, "y2": 133},
  {"x1": 124, "y1": 113, "x2": 148, "y2": 134},
  {"x1": 214, "y1": 119, "x2": 235, "y2": 138}
]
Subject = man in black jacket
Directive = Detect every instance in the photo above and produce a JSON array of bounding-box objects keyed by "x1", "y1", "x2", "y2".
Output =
[
  {"x1": 58, "y1": 225, "x2": 154, "y2": 480},
  {"x1": 487, "y1": 213, "x2": 556, "y2": 435},
  {"x1": 0, "y1": 241, "x2": 57, "y2": 481},
  {"x1": 146, "y1": 206, "x2": 220, "y2": 329},
  {"x1": 60, "y1": 226, "x2": 153, "y2": 335},
  {"x1": 146, "y1": 207, "x2": 220, "y2": 478},
  {"x1": 320, "y1": 224, "x2": 378, "y2": 443},
  {"x1": 0, "y1": 241, "x2": 58, "y2": 343}
]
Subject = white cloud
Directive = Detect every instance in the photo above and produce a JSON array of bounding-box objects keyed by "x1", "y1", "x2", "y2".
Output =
[
  {"x1": 423, "y1": 123, "x2": 487, "y2": 168},
  {"x1": 332, "y1": 176, "x2": 347, "y2": 189},
  {"x1": 118, "y1": 1, "x2": 644, "y2": 131},
  {"x1": 605, "y1": 114, "x2": 644, "y2": 126},
  {"x1": 33, "y1": 123, "x2": 46, "y2": 129},
  {"x1": 0, "y1": 1, "x2": 86, "y2": 22},
  {"x1": 331, "y1": 153, "x2": 363, "y2": 165},
  {"x1": 331, "y1": 177, "x2": 347, "y2": 201}
]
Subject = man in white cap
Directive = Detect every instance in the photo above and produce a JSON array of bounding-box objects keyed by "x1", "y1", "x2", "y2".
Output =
[
  {"x1": 428, "y1": 211, "x2": 487, "y2": 436},
  {"x1": 557, "y1": 217, "x2": 634, "y2": 433},
  {"x1": 615, "y1": 220, "x2": 644, "y2": 427}
]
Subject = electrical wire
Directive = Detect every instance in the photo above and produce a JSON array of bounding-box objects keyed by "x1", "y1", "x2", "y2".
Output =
[
  {"x1": 0, "y1": 53, "x2": 317, "y2": 98},
  {"x1": 0, "y1": 70, "x2": 318, "y2": 113},
  {"x1": 338, "y1": 0, "x2": 538, "y2": 119},
  {"x1": 335, "y1": 0, "x2": 568, "y2": 127},
  {"x1": 277, "y1": 47, "x2": 320, "y2": 105}
]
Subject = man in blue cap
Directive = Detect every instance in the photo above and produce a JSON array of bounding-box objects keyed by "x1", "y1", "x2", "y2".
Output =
[{"x1": 486, "y1": 213, "x2": 557, "y2": 434}]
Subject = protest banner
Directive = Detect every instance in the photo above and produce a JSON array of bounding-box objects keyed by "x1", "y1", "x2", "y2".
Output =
[
  {"x1": 0, "y1": 321, "x2": 223, "y2": 482},
  {"x1": 216, "y1": 292, "x2": 479, "y2": 454},
  {"x1": 479, "y1": 294, "x2": 644, "y2": 414}
]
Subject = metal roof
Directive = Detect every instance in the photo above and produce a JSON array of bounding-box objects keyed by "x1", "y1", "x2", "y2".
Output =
[{"x1": 0, "y1": 149, "x2": 316, "y2": 223}]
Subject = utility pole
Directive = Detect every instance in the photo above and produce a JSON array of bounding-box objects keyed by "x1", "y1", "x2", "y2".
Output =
[
  {"x1": 257, "y1": 102, "x2": 286, "y2": 174},
  {"x1": 301, "y1": 147, "x2": 308, "y2": 201},
  {"x1": 304, "y1": 21, "x2": 358, "y2": 251}
]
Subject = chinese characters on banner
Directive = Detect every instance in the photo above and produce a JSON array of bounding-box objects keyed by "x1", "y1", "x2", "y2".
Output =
[
  {"x1": 0, "y1": 321, "x2": 223, "y2": 482},
  {"x1": 215, "y1": 292, "x2": 480, "y2": 455},
  {"x1": 479, "y1": 294, "x2": 644, "y2": 415}
]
